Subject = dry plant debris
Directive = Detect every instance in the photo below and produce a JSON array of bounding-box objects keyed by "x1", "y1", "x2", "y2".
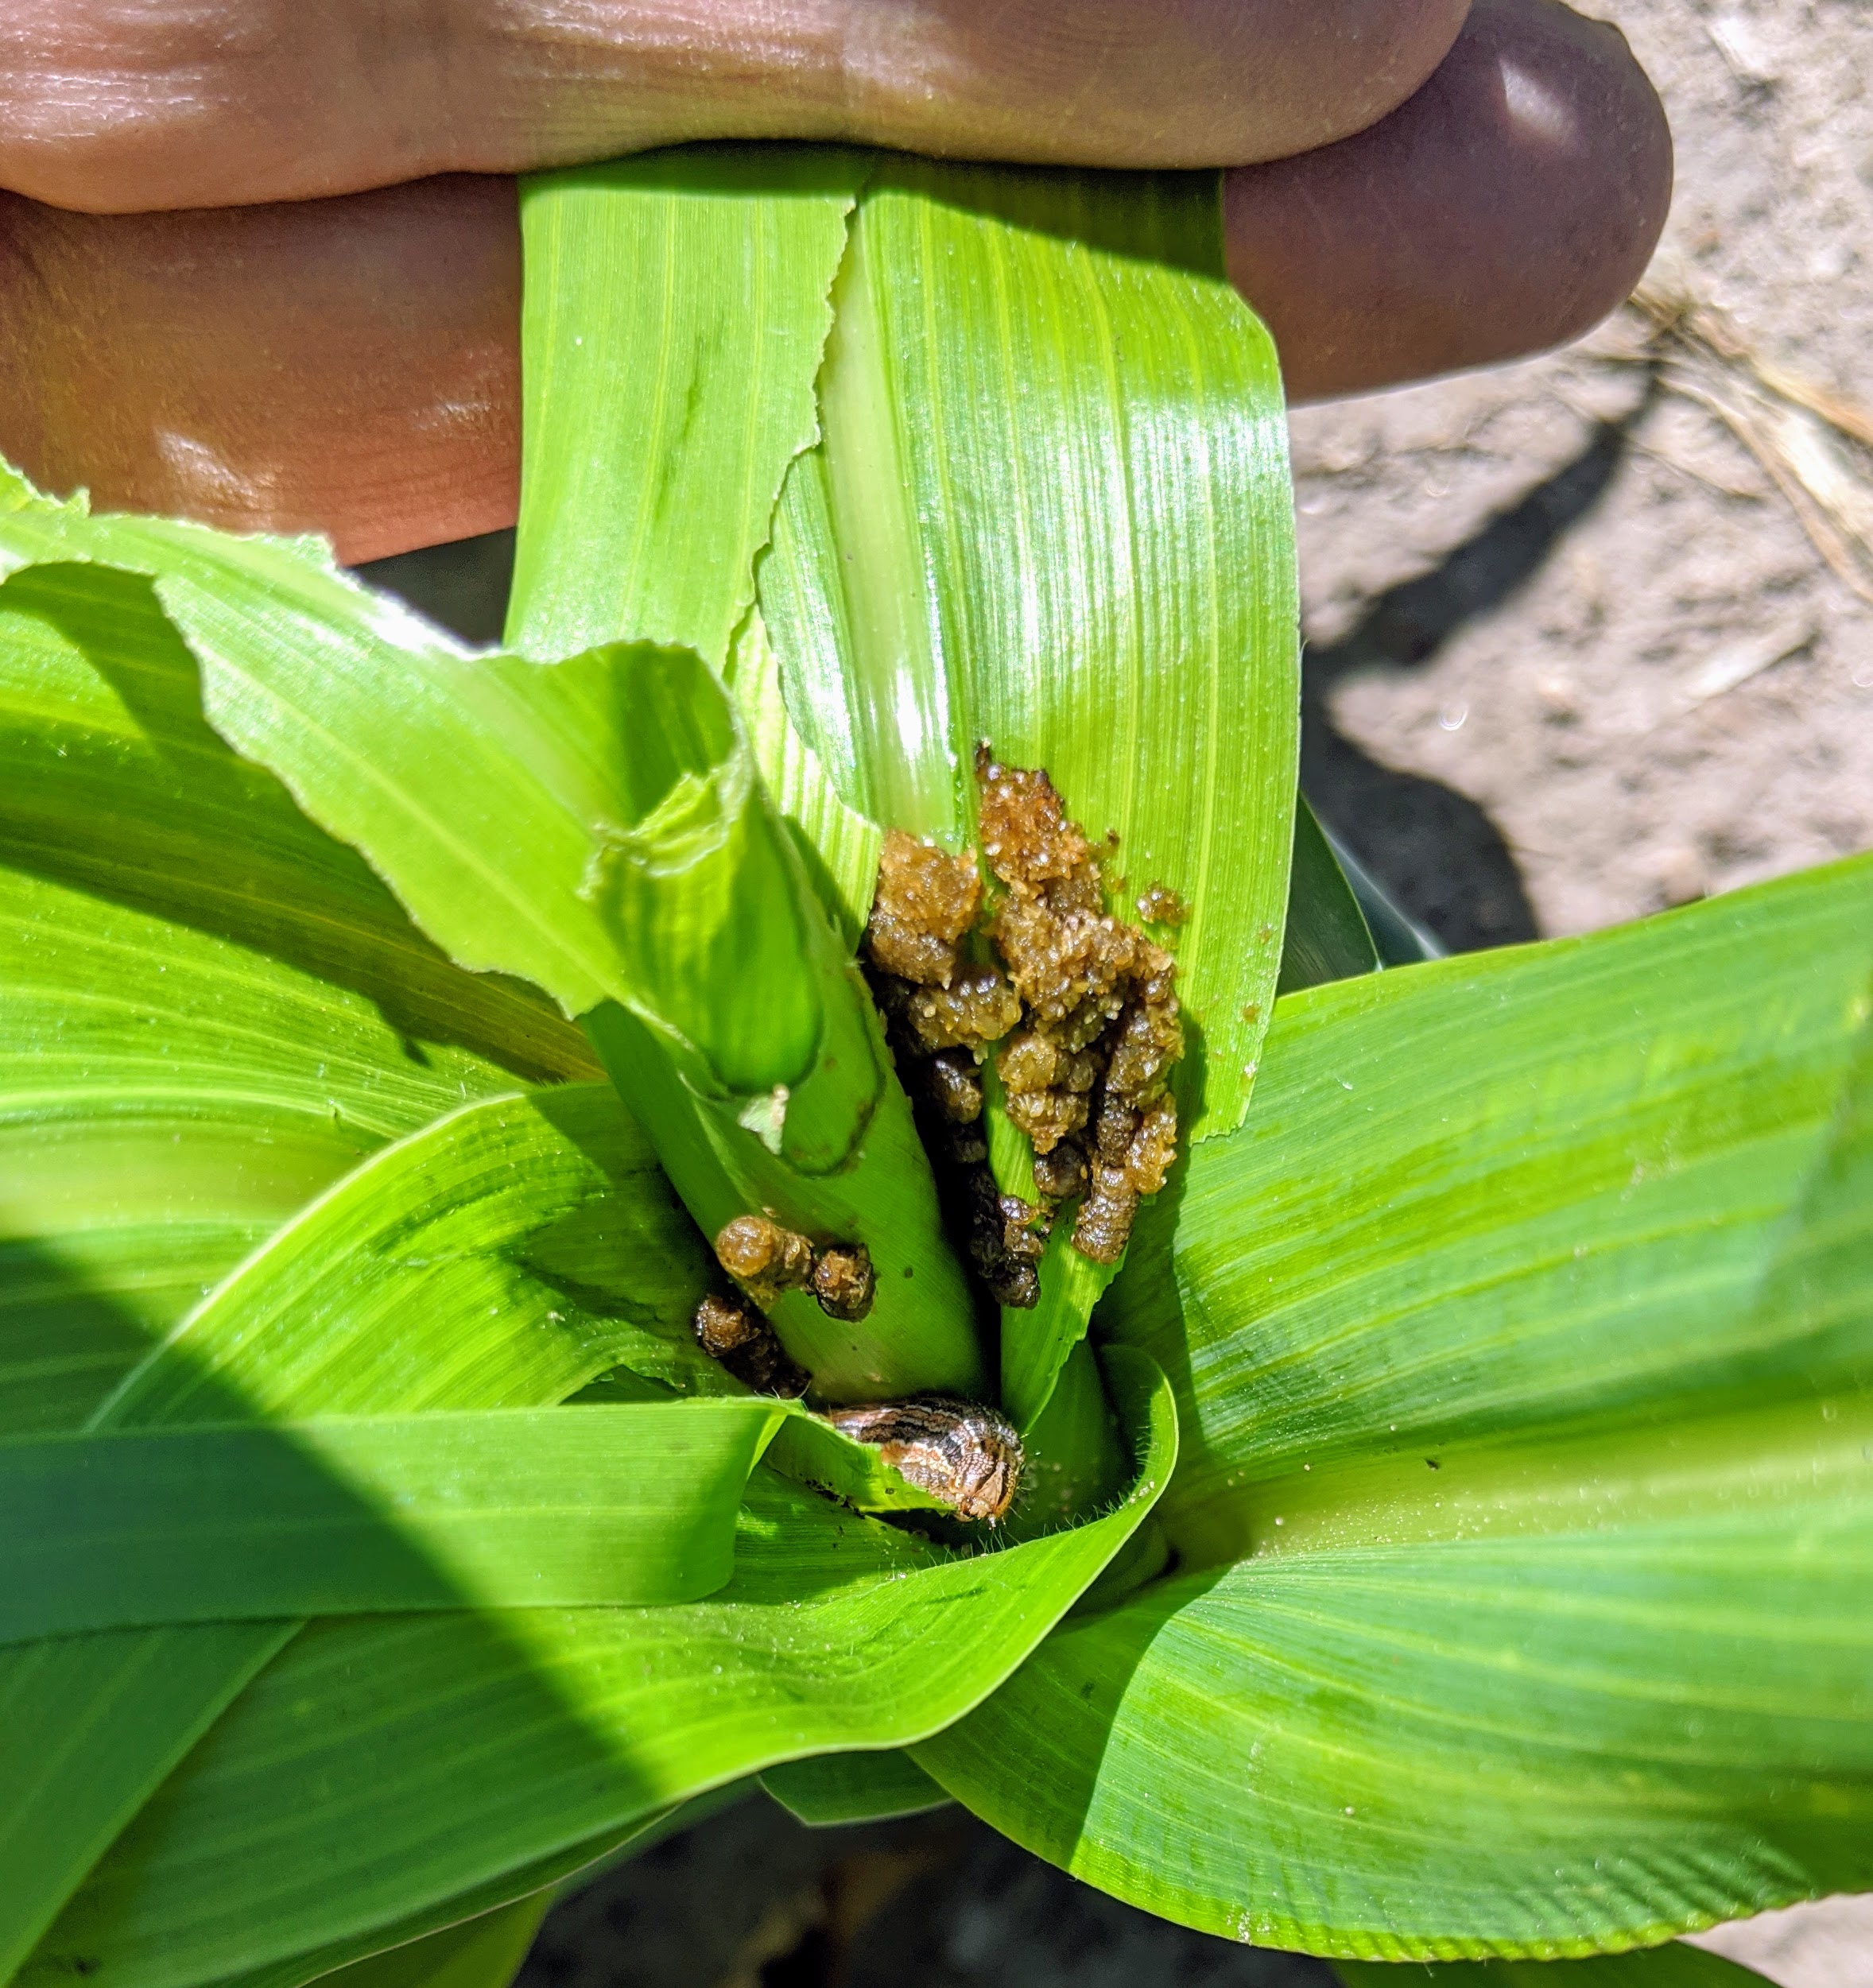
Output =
[
  {"x1": 824, "y1": 1396, "x2": 1024, "y2": 1524},
  {"x1": 1613, "y1": 281, "x2": 1873, "y2": 607}
]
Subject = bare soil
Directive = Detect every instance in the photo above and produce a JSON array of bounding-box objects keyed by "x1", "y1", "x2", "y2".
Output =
[
  {"x1": 1294, "y1": 0, "x2": 1873, "y2": 955},
  {"x1": 515, "y1": 1797, "x2": 1338, "y2": 1988}
]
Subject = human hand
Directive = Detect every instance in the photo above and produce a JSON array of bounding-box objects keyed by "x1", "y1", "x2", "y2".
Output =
[{"x1": 0, "y1": 0, "x2": 1669, "y2": 563}]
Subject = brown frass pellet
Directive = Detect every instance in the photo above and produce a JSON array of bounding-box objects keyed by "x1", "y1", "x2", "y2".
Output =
[
  {"x1": 1135, "y1": 883, "x2": 1190, "y2": 927},
  {"x1": 712, "y1": 1214, "x2": 878, "y2": 1324},
  {"x1": 861, "y1": 759, "x2": 1185, "y2": 1300},
  {"x1": 713, "y1": 1214, "x2": 816, "y2": 1308},
  {"x1": 975, "y1": 748, "x2": 1183, "y2": 1267},
  {"x1": 810, "y1": 1243, "x2": 877, "y2": 1323},
  {"x1": 690, "y1": 1290, "x2": 809, "y2": 1398},
  {"x1": 863, "y1": 831, "x2": 1041, "y2": 1307},
  {"x1": 863, "y1": 831, "x2": 983, "y2": 988}
]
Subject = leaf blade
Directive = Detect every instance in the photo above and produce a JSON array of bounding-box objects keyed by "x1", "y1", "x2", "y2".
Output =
[
  {"x1": 0, "y1": 1083, "x2": 719, "y2": 1972},
  {"x1": 761, "y1": 160, "x2": 1299, "y2": 1145},
  {"x1": 0, "y1": 1402, "x2": 782, "y2": 1637},
  {"x1": 1332, "y1": 1950, "x2": 1774, "y2": 1984},
  {"x1": 509, "y1": 147, "x2": 871, "y2": 667},
  {"x1": 0, "y1": 482, "x2": 983, "y2": 1399},
  {"x1": 760, "y1": 1751, "x2": 950, "y2": 1827},
  {"x1": 28, "y1": 1351, "x2": 1176, "y2": 1988},
  {"x1": 923, "y1": 861, "x2": 1873, "y2": 1955},
  {"x1": 751, "y1": 160, "x2": 1299, "y2": 1428},
  {"x1": 1107, "y1": 853, "x2": 1873, "y2": 1559},
  {"x1": 313, "y1": 1896, "x2": 551, "y2": 1988}
]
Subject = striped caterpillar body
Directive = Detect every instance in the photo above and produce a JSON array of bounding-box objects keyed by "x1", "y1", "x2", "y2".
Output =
[{"x1": 825, "y1": 1396, "x2": 1023, "y2": 1524}]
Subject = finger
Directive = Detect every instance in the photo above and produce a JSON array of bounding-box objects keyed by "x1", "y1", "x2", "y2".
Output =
[
  {"x1": 0, "y1": 2, "x2": 1668, "y2": 566},
  {"x1": 6, "y1": 0, "x2": 1468, "y2": 214},
  {"x1": 1226, "y1": 0, "x2": 1672, "y2": 401},
  {"x1": 0, "y1": 176, "x2": 522, "y2": 564}
]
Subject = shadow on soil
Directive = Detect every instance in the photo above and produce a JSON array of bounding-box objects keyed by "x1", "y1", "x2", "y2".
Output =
[
  {"x1": 1302, "y1": 389, "x2": 1658, "y2": 951},
  {"x1": 521, "y1": 1790, "x2": 1336, "y2": 1988}
]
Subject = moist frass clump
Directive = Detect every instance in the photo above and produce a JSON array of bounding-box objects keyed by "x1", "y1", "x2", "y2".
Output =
[{"x1": 864, "y1": 749, "x2": 1185, "y2": 1290}]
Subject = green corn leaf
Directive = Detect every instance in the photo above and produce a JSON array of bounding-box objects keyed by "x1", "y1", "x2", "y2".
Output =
[
  {"x1": 510, "y1": 153, "x2": 1298, "y2": 1435},
  {"x1": 0, "y1": 476, "x2": 981, "y2": 1401},
  {"x1": 0, "y1": 1401, "x2": 785, "y2": 1637},
  {"x1": 200, "y1": 1791, "x2": 750, "y2": 1988},
  {"x1": 0, "y1": 540, "x2": 639, "y2": 1973},
  {"x1": 1333, "y1": 1953, "x2": 1773, "y2": 1985},
  {"x1": 0, "y1": 475, "x2": 843, "y2": 1113},
  {"x1": 0, "y1": 864, "x2": 472, "y2": 1435},
  {"x1": 27, "y1": 1350, "x2": 1175, "y2": 1988},
  {"x1": 508, "y1": 148, "x2": 870, "y2": 668},
  {"x1": 510, "y1": 148, "x2": 887, "y2": 944},
  {"x1": 0, "y1": 1083, "x2": 720, "y2": 1974},
  {"x1": 0, "y1": 551, "x2": 594, "y2": 1091},
  {"x1": 920, "y1": 857, "x2": 1873, "y2": 1957},
  {"x1": 0, "y1": 1624, "x2": 293, "y2": 1988},
  {"x1": 1319, "y1": 820, "x2": 1445, "y2": 969},
  {"x1": 308, "y1": 1897, "x2": 552, "y2": 1988},
  {"x1": 761, "y1": 157, "x2": 1297, "y2": 1424},
  {"x1": 719, "y1": 608, "x2": 882, "y2": 942},
  {"x1": 512, "y1": 154, "x2": 969, "y2": 1393},
  {"x1": 100, "y1": 1085, "x2": 719, "y2": 1428},
  {"x1": 754, "y1": 157, "x2": 1297, "y2": 1138},
  {"x1": 0, "y1": 490, "x2": 778, "y2": 1033},
  {"x1": 1122, "y1": 853, "x2": 1873, "y2": 1557},
  {"x1": 0, "y1": 560, "x2": 594, "y2": 1435},
  {"x1": 758, "y1": 1409, "x2": 952, "y2": 1516},
  {"x1": 760, "y1": 1750, "x2": 951, "y2": 1826},
  {"x1": 1278, "y1": 797, "x2": 1380, "y2": 994}
]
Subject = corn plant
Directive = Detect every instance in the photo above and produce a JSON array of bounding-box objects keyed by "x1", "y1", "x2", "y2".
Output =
[{"x1": 0, "y1": 149, "x2": 1866, "y2": 1988}]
